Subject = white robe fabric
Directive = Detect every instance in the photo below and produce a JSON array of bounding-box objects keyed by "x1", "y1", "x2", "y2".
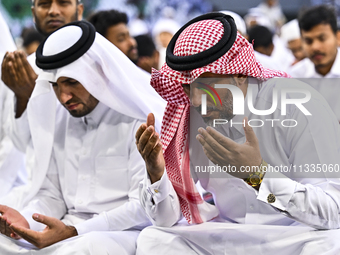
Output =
[
  {"x1": 0, "y1": 11, "x2": 27, "y2": 199},
  {"x1": 254, "y1": 51, "x2": 281, "y2": 71},
  {"x1": 0, "y1": 53, "x2": 45, "y2": 210},
  {"x1": 137, "y1": 221, "x2": 340, "y2": 255},
  {"x1": 138, "y1": 77, "x2": 340, "y2": 254}
]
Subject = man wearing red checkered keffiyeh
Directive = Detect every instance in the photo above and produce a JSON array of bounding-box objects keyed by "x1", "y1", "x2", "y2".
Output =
[
  {"x1": 137, "y1": 12, "x2": 289, "y2": 224},
  {"x1": 136, "y1": 12, "x2": 340, "y2": 254}
]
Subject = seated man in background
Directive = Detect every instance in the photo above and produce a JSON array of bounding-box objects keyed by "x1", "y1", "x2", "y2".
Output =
[
  {"x1": 136, "y1": 12, "x2": 340, "y2": 254},
  {"x1": 280, "y1": 19, "x2": 306, "y2": 66},
  {"x1": 0, "y1": 21, "x2": 165, "y2": 254},
  {"x1": 88, "y1": 9, "x2": 139, "y2": 64},
  {"x1": 135, "y1": 34, "x2": 159, "y2": 73},
  {"x1": 21, "y1": 27, "x2": 45, "y2": 56}
]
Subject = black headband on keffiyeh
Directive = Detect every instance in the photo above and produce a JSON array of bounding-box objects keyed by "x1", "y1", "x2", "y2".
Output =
[
  {"x1": 166, "y1": 12, "x2": 237, "y2": 71},
  {"x1": 36, "y1": 21, "x2": 95, "y2": 70}
]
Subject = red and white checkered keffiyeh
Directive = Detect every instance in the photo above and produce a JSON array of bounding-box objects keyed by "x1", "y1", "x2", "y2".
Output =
[{"x1": 151, "y1": 18, "x2": 290, "y2": 224}]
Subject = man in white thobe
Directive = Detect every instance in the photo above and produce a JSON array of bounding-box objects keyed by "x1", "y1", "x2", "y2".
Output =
[
  {"x1": 0, "y1": 21, "x2": 166, "y2": 254},
  {"x1": 288, "y1": 5, "x2": 340, "y2": 122},
  {"x1": 0, "y1": 0, "x2": 85, "y2": 209},
  {"x1": 0, "y1": 12, "x2": 26, "y2": 198},
  {"x1": 135, "y1": 12, "x2": 340, "y2": 254}
]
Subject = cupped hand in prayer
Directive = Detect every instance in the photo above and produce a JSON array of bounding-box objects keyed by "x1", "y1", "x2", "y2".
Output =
[
  {"x1": 9, "y1": 214, "x2": 78, "y2": 249},
  {"x1": 136, "y1": 113, "x2": 165, "y2": 183},
  {"x1": 196, "y1": 117, "x2": 262, "y2": 179},
  {"x1": 1, "y1": 50, "x2": 37, "y2": 98},
  {"x1": 1, "y1": 51, "x2": 38, "y2": 117},
  {"x1": 0, "y1": 205, "x2": 29, "y2": 240}
]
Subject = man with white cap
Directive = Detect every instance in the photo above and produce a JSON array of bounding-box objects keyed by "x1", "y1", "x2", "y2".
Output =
[
  {"x1": 152, "y1": 16, "x2": 181, "y2": 69},
  {"x1": 136, "y1": 12, "x2": 340, "y2": 254},
  {"x1": 0, "y1": 0, "x2": 84, "y2": 209},
  {"x1": 222, "y1": 10, "x2": 280, "y2": 71},
  {"x1": 0, "y1": 21, "x2": 166, "y2": 254},
  {"x1": 281, "y1": 19, "x2": 306, "y2": 65}
]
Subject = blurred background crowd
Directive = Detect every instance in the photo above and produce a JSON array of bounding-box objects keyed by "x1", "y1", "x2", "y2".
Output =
[{"x1": 0, "y1": 0, "x2": 340, "y2": 75}]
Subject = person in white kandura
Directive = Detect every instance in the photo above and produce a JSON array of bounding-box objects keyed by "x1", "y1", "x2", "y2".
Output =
[
  {"x1": 289, "y1": 5, "x2": 340, "y2": 122},
  {"x1": 0, "y1": 0, "x2": 85, "y2": 210},
  {"x1": 0, "y1": 12, "x2": 26, "y2": 199},
  {"x1": 135, "y1": 12, "x2": 340, "y2": 255},
  {"x1": 0, "y1": 21, "x2": 166, "y2": 254}
]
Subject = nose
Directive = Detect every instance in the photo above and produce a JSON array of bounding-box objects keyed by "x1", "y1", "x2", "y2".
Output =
[
  {"x1": 310, "y1": 40, "x2": 322, "y2": 52},
  {"x1": 129, "y1": 36, "x2": 137, "y2": 48},
  {"x1": 58, "y1": 87, "x2": 73, "y2": 105},
  {"x1": 191, "y1": 87, "x2": 204, "y2": 107},
  {"x1": 48, "y1": 1, "x2": 61, "y2": 16}
]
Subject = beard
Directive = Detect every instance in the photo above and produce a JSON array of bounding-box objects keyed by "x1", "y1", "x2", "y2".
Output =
[
  {"x1": 195, "y1": 90, "x2": 234, "y2": 127},
  {"x1": 34, "y1": 9, "x2": 78, "y2": 36},
  {"x1": 63, "y1": 94, "x2": 99, "y2": 118}
]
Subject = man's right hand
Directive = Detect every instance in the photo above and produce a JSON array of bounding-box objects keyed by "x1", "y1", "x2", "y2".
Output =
[
  {"x1": 1, "y1": 51, "x2": 38, "y2": 117},
  {"x1": 136, "y1": 113, "x2": 165, "y2": 183},
  {"x1": 0, "y1": 205, "x2": 29, "y2": 240}
]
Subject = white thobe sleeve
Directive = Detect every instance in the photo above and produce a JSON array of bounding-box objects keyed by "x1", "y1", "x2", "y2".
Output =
[
  {"x1": 257, "y1": 104, "x2": 340, "y2": 230},
  {"x1": 139, "y1": 170, "x2": 182, "y2": 227},
  {"x1": 20, "y1": 151, "x2": 67, "y2": 231},
  {"x1": 74, "y1": 124, "x2": 152, "y2": 235},
  {"x1": 7, "y1": 96, "x2": 31, "y2": 153},
  {"x1": 0, "y1": 87, "x2": 13, "y2": 165},
  {"x1": 257, "y1": 171, "x2": 340, "y2": 229}
]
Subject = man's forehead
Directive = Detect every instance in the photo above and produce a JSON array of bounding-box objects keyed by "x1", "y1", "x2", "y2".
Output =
[
  {"x1": 108, "y1": 23, "x2": 129, "y2": 36},
  {"x1": 301, "y1": 23, "x2": 335, "y2": 37}
]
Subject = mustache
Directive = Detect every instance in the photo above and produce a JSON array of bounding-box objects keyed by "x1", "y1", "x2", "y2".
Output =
[
  {"x1": 311, "y1": 52, "x2": 326, "y2": 58},
  {"x1": 65, "y1": 99, "x2": 80, "y2": 106},
  {"x1": 128, "y1": 46, "x2": 137, "y2": 53}
]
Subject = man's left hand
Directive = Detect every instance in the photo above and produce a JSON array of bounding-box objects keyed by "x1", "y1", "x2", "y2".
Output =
[
  {"x1": 9, "y1": 214, "x2": 78, "y2": 249},
  {"x1": 196, "y1": 117, "x2": 262, "y2": 179}
]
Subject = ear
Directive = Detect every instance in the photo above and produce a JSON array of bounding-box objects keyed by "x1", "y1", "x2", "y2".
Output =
[
  {"x1": 336, "y1": 30, "x2": 340, "y2": 46},
  {"x1": 77, "y1": 3, "x2": 84, "y2": 20}
]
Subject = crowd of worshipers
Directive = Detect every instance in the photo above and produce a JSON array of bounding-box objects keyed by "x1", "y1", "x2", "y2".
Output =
[{"x1": 0, "y1": 0, "x2": 340, "y2": 254}]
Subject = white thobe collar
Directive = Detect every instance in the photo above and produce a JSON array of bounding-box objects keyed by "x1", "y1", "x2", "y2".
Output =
[
  {"x1": 326, "y1": 48, "x2": 340, "y2": 77},
  {"x1": 220, "y1": 77, "x2": 260, "y2": 140},
  {"x1": 81, "y1": 101, "x2": 109, "y2": 128}
]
